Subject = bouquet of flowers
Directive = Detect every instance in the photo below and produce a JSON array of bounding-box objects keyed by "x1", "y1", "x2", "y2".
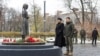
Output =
[
  {"x1": 3, "y1": 38, "x2": 16, "y2": 43},
  {"x1": 25, "y1": 36, "x2": 45, "y2": 43}
]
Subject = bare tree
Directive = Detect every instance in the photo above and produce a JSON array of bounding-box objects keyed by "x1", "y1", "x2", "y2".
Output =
[
  {"x1": 85, "y1": 0, "x2": 98, "y2": 28},
  {"x1": 64, "y1": 0, "x2": 81, "y2": 24},
  {"x1": 80, "y1": 0, "x2": 85, "y2": 27},
  {"x1": 0, "y1": 0, "x2": 3, "y2": 31},
  {"x1": 30, "y1": 4, "x2": 43, "y2": 32},
  {"x1": 2, "y1": 8, "x2": 22, "y2": 32}
]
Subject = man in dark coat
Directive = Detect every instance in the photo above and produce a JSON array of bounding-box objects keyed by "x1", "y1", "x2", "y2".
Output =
[
  {"x1": 92, "y1": 28, "x2": 99, "y2": 45},
  {"x1": 80, "y1": 28, "x2": 86, "y2": 44},
  {"x1": 73, "y1": 28, "x2": 78, "y2": 44},
  {"x1": 54, "y1": 18, "x2": 66, "y2": 48},
  {"x1": 63, "y1": 17, "x2": 74, "y2": 55}
]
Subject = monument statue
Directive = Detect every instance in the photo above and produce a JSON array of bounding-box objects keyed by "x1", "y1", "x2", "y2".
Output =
[{"x1": 22, "y1": 4, "x2": 29, "y2": 40}]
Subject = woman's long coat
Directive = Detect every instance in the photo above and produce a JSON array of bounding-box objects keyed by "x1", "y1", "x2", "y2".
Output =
[{"x1": 54, "y1": 23, "x2": 66, "y2": 47}]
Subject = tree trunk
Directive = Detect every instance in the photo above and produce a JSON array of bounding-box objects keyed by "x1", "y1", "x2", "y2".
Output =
[
  {"x1": 34, "y1": 6, "x2": 37, "y2": 32},
  {"x1": 72, "y1": 9, "x2": 81, "y2": 24},
  {"x1": 80, "y1": 0, "x2": 85, "y2": 28}
]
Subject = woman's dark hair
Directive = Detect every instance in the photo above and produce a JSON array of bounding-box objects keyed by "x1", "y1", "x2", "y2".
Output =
[
  {"x1": 66, "y1": 17, "x2": 71, "y2": 20},
  {"x1": 94, "y1": 28, "x2": 96, "y2": 30},
  {"x1": 57, "y1": 18, "x2": 62, "y2": 21}
]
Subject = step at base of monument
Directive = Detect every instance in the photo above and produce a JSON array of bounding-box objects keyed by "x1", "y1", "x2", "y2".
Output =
[
  {"x1": 0, "y1": 45, "x2": 53, "y2": 49},
  {"x1": 0, "y1": 47, "x2": 63, "y2": 56}
]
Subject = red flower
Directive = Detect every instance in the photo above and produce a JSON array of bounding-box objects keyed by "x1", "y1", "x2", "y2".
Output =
[
  {"x1": 3, "y1": 39, "x2": 7, "y2": 42},
  {"x1": 3, "y1": 39, "x2": 9, "y2": 43},
  {"x1": 27, "y1": 37, "x2": 35, "y2": 42},
  {"x1": 13, "y1": 39, "x2": 16, "y2": 42}
]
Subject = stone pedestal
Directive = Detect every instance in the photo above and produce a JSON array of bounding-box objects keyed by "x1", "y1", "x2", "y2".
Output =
[{"x1": 0, "y1": 44, "x2": 63, "y2": 56}]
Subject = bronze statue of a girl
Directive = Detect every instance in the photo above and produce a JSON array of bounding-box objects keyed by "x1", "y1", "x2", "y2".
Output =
[{"x1": 22, "y1": 4, "x2": 29, "y2": 40}]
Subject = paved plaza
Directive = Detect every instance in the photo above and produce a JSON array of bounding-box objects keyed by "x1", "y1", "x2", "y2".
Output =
[{"x1": 63, "y1": 44, "x2": 100, "y2": 56}]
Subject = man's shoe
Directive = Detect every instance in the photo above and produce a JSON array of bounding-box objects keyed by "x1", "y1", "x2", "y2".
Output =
[
  {"x1": 64, "y1": 52, "x2": 69, "y2": 55},
  {"x1": 68, "y1": 52, "x2": 73, "y2": 56}
]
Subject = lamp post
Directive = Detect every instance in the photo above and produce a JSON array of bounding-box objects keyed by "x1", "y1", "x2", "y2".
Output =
[
  {"x1": 43, "y1": 0, "x2": 46, "y2": 32},
  {"x1": 43, "y1": 0, "x2": 46, "y2": 40}
]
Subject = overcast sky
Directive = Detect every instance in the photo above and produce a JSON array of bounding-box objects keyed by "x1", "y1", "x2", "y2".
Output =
[
  {"x1": 6, "y1": 0, "x2": 67, "y2": 15},
  {"x1": 6, "y1": 0, "x2": 100, "y2": 15}
]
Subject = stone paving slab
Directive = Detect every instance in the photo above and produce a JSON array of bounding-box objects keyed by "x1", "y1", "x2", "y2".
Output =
[
  {"x1": 63, "y1": 44, "x2": 100, "y2": 56},
  {"x1": 44, "y1": 43, "x2": 100, "y2": 56}
]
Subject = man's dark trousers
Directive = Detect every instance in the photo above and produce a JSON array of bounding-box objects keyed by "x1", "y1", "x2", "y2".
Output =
[
  {"x1": 81, "y1": 36, "x2": 85, "y2": 44},
  {"x1": 92, "y1": 37, "x2": 97, "y2": 45}
]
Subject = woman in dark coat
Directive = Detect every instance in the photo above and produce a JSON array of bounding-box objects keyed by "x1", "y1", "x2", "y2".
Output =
[{"x1": 54, "y1": 18, "x2": 66, "y2": 48}]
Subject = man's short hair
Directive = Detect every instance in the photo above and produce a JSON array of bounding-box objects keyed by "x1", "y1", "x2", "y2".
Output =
[{"x1": 66, "y1": 17, "x2": 71, "y2": 20}]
